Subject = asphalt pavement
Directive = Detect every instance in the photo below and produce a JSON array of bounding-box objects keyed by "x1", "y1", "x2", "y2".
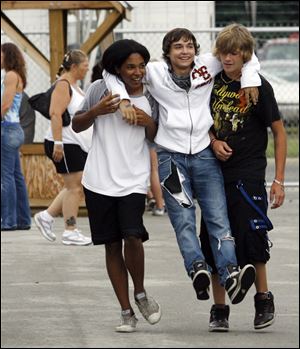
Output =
[{"x1": 1, "y1": 187, "x2": 299, "y2": 348}]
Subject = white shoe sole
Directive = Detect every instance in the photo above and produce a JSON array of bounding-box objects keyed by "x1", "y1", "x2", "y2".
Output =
[
  {"x1": 147, "y1": 303, "x2": 162, "y2": 325},
  {"x1": 62, "y1": 240, "x2": 92, "y2": 246},
  {"x1": 254, "y1": 314, "x2": 275, "y2": 330},
  {"x1": 115, "y1": 325, "x2": 136, "y2": 333},
  {"x1": 34, "y1": 214, "x2": 56, "y2": 242},
  {"x1": 209, "y1": 326, "x2": 229, "y2": 332}
]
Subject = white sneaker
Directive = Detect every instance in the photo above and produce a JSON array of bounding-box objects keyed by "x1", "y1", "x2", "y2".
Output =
[
  {"x1": 61, "y1": 229, "x2": 92, "y2": 246},
  {"x1": 152, "y1": 207, "x2": 165, "y2": 216},
  {"x1": 115, "y1": 314, "x2": 138, "y2": 333},
  {"x1": 34, "y1": 212, "x2": 56, "y2": 242}
]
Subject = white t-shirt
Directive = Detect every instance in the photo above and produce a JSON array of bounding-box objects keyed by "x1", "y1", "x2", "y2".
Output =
[
  {"x1": 45, "y1": 84, "x2": 93, "y2": 153},
  {"x1": 80, "y1": 80, "x2": 154, "y2": 197}
]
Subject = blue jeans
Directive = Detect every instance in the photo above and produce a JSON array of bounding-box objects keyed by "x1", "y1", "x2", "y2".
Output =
[
  {"x1": 157, "y1": 147, "x2": 237, "y2": 286},
  {"x1": 1, "y1": 122, "x2": 31, "y2": 229}
]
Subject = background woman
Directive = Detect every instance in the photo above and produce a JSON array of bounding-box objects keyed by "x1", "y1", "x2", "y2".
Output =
[
  {"x1": 1, "y1": 42, "x2": 31, "y2": 231},
  {"x1": 34, "y1": 50, "x2": 92, "y2": 246}
]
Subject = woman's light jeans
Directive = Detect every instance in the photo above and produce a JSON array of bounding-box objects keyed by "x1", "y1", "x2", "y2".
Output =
[
  {"x1": 1, "y1": 122, "x2": 31, "y2": 229},
  {"x1": 157, "y1": 146, "x2": 237, "y2": 286}
]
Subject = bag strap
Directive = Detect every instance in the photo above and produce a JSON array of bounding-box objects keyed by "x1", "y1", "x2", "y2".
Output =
[
  {"x1": 54, "y1": 79, "x2": 73, "y2": 97},
  {"x1": 236, "y1": 180, "x2": 273, "y2": 231}
]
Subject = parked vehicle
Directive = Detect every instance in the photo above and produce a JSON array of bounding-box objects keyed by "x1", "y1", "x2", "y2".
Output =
[
  {"x1": 257, "y1": 37, "x2": 299, "y2": 61},
  {"x1": 260, "y1": 59, "x2": 299, "y2": 126}
]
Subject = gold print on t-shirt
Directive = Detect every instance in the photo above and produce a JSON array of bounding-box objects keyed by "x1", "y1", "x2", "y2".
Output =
[{"x1": 212, "y1": 84, "x2": 252, "y2": 136}]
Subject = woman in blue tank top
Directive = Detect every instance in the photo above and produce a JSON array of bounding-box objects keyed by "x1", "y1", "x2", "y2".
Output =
[{"x1": 1, "y1": 42, "x2": 31, "y2": 231}]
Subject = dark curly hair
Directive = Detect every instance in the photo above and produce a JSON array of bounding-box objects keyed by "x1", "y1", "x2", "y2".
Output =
[
  {"x1": 1, "y1": 42, "x2": 27, "y2": 88},
  {"x1": 101, "y1": 39, "x2": 150, "y2": 78}
]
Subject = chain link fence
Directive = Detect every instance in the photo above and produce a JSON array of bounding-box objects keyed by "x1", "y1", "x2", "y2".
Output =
[{"x1": 1, "y1": 27, "x2": 299, "y2": 160}]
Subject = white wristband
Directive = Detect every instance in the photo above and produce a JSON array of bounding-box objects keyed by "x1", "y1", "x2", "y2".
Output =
[
  {"x1": 54, "y1": 141, "x2": 63, "y2": 146},
  {"x1": 273, "y1": 179, "x2": 284, "y2": 186}
]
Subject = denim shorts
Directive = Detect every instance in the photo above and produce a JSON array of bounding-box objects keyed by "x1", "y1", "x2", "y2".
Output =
[
  {"x1": 200, "y1": 179, "x2": 271, "y2": 272},
  {"x1": 83, "y1": 188, "x2": 149, "y2": 245}
]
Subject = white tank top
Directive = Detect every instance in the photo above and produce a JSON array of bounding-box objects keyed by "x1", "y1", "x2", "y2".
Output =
[{"x1": 45, "y1": 85, "x2": 93, "y2": 153}]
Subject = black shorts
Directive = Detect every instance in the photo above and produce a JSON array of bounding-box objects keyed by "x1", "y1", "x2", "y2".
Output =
[
  {"x1": 200, "y1": 179, "x2": 272, "y2": 273},
  {"x1": 84, "y1": 187, "x2": 149, "y2": 245},
  {"x1": 44, "y1": 139, "x2": 87, "y2": 174}
]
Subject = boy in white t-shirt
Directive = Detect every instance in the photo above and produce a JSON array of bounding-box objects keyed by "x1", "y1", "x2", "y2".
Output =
[{"x1": 72, "y1": 39, "x2": 161, "y2": 333}]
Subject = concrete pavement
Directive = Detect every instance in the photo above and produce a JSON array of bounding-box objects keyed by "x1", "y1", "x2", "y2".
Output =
[
  {"x1": 265, "y1": 158, "x2": 299, "y2": 185},
  {"x1": 1, "y1": 187, "x2": 299, "y2": 348}
]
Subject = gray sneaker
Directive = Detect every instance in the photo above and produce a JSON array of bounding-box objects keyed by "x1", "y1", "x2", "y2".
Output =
[
  {"x1": 115, "y1": 314, "x2": 138, "y2": 333},
  {"x1": 34, "y1": 212, "x2": 56, "y2": 242},
  {"x1": 62, "y1": 229, "x2": 92, "y2": 246},
  {"x1": 135, "y1": 293, "x2": 162, "y2": 325}
]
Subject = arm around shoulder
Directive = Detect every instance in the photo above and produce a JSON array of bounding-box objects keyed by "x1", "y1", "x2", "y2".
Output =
[
  {"x1": 103, "y1": 70, "x2": 130, "y2": 101},
  {"x1": 241, "y1": 52, "x2": 261, "y2": 88}
]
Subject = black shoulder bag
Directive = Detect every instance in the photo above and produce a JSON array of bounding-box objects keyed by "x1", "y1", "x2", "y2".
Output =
[{"x1": 28, "y1": 79, "x2": 72, "y2": 126}]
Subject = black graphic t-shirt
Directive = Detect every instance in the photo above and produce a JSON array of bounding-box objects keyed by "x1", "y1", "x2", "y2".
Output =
[{"x1": 210, "y1": 72, "x2": 281, "y2": 183}]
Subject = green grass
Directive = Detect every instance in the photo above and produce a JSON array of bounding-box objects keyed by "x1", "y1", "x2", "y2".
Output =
[{"x1": 267, "y1": 127, "x2": 299, "y2": 158}]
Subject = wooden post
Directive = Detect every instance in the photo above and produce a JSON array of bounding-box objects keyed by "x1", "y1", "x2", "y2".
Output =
[
  {"x1": 48, "y1": 10, "x2": 67, "y2": 82},
  {"x1": 80, "y1": 10, "x2": 122, "y2": 55}
]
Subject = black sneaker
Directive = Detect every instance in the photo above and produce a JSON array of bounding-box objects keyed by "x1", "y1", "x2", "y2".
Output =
[
  {"x1": 209, "y1": 305, "x2": 230, "y2": 332},
  {"x1": 225, "y1": 264, "x2": 256, "y2": 305},
  {"x1": 190, "y1": 261, "x2": 211, "y2": 300},
  {"x1": 254, "y1": 291, "x2": 275, "y2": 329}
]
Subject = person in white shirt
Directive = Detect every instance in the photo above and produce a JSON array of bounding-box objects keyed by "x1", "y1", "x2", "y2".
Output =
[
  {"x1": 34, "y1": 50, "x2": 92, "y2": 246},
  {"x1": 104, "y1": 28, "x2": 260, "y2": 308},
  {"x1": 72, "y1": 39, "x2": 161, "y2": 333}
]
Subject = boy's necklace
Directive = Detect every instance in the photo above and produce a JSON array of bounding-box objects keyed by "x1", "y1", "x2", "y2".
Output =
[{"x1": 220, "y1": 71, "x2": 241, "y2": 84}]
